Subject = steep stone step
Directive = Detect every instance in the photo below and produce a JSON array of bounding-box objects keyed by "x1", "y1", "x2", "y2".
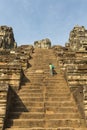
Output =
[
  {"x1": 20, "y1": 85, "x2": 44, "y2": 88},
  {"x1": 23, "y1": 80, "x2": 69, "y2": 86},
  {"x1": 0, "y1": 92, "x2": 7, "y2": 96},
  {"x1": 45, "y1": 87, "x2": 69, "y2": 90},
  {"x1": 5, "y1": 128, "x2": 87, "y2": 130},
  {"x1": 0, "y1": 106, "x2": 6, "y2": 110},
  {"x1": 20, "y1": 85, "x2": 43, "y2": 89},
  {"x1": 0, "y1": 120, "x2": 3, "y2": 125},
  {"x1": 13, "y1": 101, "x2": 44, "y2": 107},
  {"x1": 45, "y1": 89, "x2": 70, "y2": 93},
  {"x1": 75, "y1": 128, "x2": 87, "y2": 130},
  {"x1": 26, "y1": 74, "x2": 45, "y2": 77},
  {"x1": 19, "y1": 89, "x2": 43, "y2": 93},
  {"x1": 20, "y1": 85, "x2": 70, "y2": 93},
  {"x1": 26, "y1": 83, "x2": 45, "y2": 86},
  {"x1": 0, "y1": 114, "x2": 6, "y2": 118},
  {"x1": 44, "y1": 79, "x2": 66, "y2": 81},
  {"x1": 45, "y1": 101, "x2": 76, "y2": 107},
  {"x1": 45, "y1": 97, "x2": 72, "y2": 101},
  {"x1": 18, "y1": 93, "x2": 70, "y2": 98},
  {"x1": 83, "y1": 100, "x2": 87, "y2": 104},
  {"x1": 29, "y1": 81, "x2": 45, "y2": 84},
  {"x1": 29, "y1": 79, "x2": 44, "y2": 83},
  {"x1": 45, "y1": 119, "x2": 85, "y2": 127},
  {"x1": 46, "y1": 76, "x2": 66, "y2": 79},
  {"x1": 7, "y1": 119, "x2": 45, "y2": 128},
  {"x1": 9, "y1": 112, "x2": 80, "y2": 119},
  {"x1": 0, "y1": 100, "x2": 6, "y2": 103},
  {"x1": 0, "y1": 104, "x2": 6, "y2": 107},
  {"x1": 45, "y1": 91, "x2": 71, "y2": 95},
  {"x1": 45, "y1": 106, "x2": 78, "y2": 113},
  {"x1": 20, "y1": 88, "x2": 43, "y2": 91},
  {"x1": 45, "y1": 93, "x2": 71, "y2": 97},
  {"x1": 45, "y1": 85, "x2": 68, "y2": 89},
  {"x1": 4, "y1": 128, "x2": 70, "y2": 130},
  {"x1": 0, "y1": 119, "x2": 4, "y2": 130},
  {"x1": 13, "y1": 107, "x2": 44, "y2": 112},
  {"x1": 45, "y1": 113, "x2": 80, "y2": 119},
  {"x1": 6, "y1": 127, "x2": 87, "y2": 130},
  {"x1": 9, "y1": 112, "x2": 44, "y2": 119},
  {"x1": 18, "y1": 93, "x2": 43, "y2": 97},
  {"x1": 0, "y1": 108, "x2": 6, "y2": 115},
  {"x1": 4, "y1": 49, "x2": 86, "y2": 129},
  {"x1": 45, "y1": 79, "x2": 66, "y2": 82},
  {"x1": 15, "y1": 97, "x2": 44, "y2": 102},
  {"x1": 45, "y1": 84, "x2": 68, "y2": 87}
]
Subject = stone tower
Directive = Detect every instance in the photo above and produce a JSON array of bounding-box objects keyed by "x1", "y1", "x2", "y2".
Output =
[
  {"x1": 66, "y1": 25, "x2": 87, "y2": 51},
  {"x1": 0, "y1": 25, "x2": 17, "y2": 49}
]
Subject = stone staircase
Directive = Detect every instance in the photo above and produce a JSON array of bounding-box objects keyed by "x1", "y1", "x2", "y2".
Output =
[{"x1": 4, "y1": 49, "x2": 87, "y2": 130}]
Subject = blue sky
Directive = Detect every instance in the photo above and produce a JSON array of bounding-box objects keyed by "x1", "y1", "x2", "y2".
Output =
[{"x1": 0, "y1": 0, "x2": 87, "y2": 46}]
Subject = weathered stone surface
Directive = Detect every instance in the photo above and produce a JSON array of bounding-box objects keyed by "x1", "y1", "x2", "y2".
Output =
[
  {"x1": 0, "y1": 24, "x2": 87, "y2": 129},
  {"x1": 4, "y1": 48, "x2": 86, "y2": 129},
  {"x1": 66, "y1": 25, "x2": 87, "y2": 51},
  {"x1": 0, "y1": 65, "x2": 22, "y2": 91},
  {"x1": 34, "y1": 38, "x2": 51, "y2": 48},
  {"x1": 0, "y1": 44, "x2": 34, "y2": 129},
  {"x1": 53, "y1": 26, "x2": 87, "y2": 121},
  {"x1": 15, "y1": 45, "x2": 34, "y2": 70},
  {"x1": 0, "y1": 84, "x2": 9, "y2": 130},
  {"x1": 54, "y1": 48, "x2": 87, "y2": 119},
  {"x1": 0, "y1": 25, "x2": 17, "y2": 49}
]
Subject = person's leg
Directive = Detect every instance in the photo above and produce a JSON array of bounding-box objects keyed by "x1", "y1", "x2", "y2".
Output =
[{"x1": 50, "y1": 69, "x2": 53, "y2": 76}]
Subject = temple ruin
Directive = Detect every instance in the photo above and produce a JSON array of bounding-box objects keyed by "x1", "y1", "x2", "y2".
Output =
[
  {"x1": 66, "y1": 25, "x2": 87, "y2": 51},
  {"x1": 0, "y1": 25, "x2": 87, "y2": 129},
  {"x1": 34, "y1": 38, "x2": 51, "y2": 48},
  {"x1": 0, "y1": 26, "x2": 17, "y2": 49}
]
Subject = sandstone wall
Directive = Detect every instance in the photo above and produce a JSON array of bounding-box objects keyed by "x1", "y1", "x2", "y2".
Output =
[
  {"x1": 66, "y1": 25, "x2": 87, "y2": 51},
  {"x1": 0, "y1": 26, "x2": 17, "y2": 49},
  {"x1": 34, "y1": 38, "x2": 51, "y2": 48},
  {"x1": 0, "y1": 45, "x2": 34, "y2": 129},
  {"x1": 0, "y1": 84, "x2": 9, "y2": 129},
  {"x1": 53, "y1": 35, "x2": 87, "y2": 121}
]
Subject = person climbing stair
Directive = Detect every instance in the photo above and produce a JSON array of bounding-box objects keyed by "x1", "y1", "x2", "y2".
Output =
[{"x1": 49, "y1": 63, "x2": 55, "y2": 76}]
